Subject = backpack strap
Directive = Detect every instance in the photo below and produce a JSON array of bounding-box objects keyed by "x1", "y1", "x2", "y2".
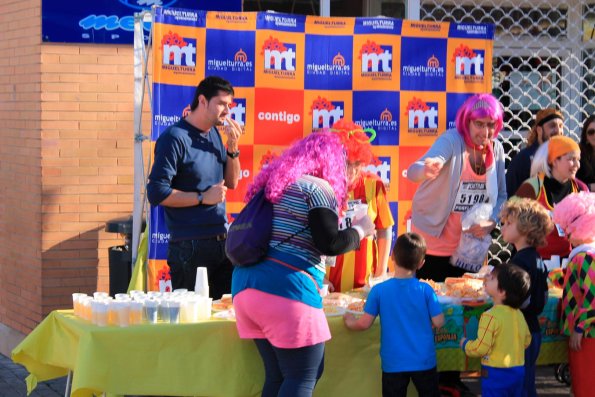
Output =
[
  {"x1": 271, "y1": 224, "x2": 309, "y2": 249},
  {"x1": 265, "y1": 256, "x2": 321, "y2": 293}
]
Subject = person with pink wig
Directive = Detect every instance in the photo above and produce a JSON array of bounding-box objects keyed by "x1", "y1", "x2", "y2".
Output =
[
  {"x1": 406, "y1": 93, "x2": 507, "y2": 395},
  {"x1": 551, "y1": 192, "x2": 595, "y2": 397},
  {"x1": 232, "y1": 132, "x2": 375, "y2": 397}
]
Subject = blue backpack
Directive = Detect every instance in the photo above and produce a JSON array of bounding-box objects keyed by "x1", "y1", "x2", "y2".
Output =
[{"x1": 225, "y1": 190, "x2": 273, "y2": 266}]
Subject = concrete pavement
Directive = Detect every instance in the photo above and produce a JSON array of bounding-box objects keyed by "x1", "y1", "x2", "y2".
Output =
[{"x1": 0, "y1": 352, "x2": 571, "y2": 396}]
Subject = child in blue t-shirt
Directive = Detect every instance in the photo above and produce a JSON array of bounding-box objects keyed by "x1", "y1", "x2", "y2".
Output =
[{"x1": 344, "y1": 232, "x2": 444, "y2": 397}]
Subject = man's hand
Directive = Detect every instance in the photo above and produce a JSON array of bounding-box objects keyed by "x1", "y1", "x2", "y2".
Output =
[
  {"x1": 202, "y1": 180, "x2": 227, "y2": 205},
  {"x1": 224, "y1": 116, "x2": 244, "y2": 152}
]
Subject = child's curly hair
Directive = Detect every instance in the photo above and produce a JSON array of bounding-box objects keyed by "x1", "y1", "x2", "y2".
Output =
[{"x1": 499, "y1": 198, "x2": 554, "y2": 247}]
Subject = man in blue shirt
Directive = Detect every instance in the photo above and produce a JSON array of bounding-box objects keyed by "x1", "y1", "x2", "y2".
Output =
[{"x1": 147, "y1": 76, "x2": 243, "y2": 299}]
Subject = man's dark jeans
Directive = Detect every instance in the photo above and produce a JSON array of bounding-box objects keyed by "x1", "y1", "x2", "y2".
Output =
[{"x1": 167, "y1": 238, "x2": 233, "y2": 299}]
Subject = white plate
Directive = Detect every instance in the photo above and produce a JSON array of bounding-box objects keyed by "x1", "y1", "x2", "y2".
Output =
[
  {"x1": 323, "y1": 306, "x2": 346, "y2": 317},
  {"x1": 212, "y1": 310, "x2": 235, "y2": 319},
  {"x1": 437, "y1": 295, "x2": 455, "y2": 304},
  {"x1": 345, "y1": 309, "x2": 365, "y2": 316}
]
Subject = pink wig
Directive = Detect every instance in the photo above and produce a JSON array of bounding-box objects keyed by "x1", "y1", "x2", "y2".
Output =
[
  {"x1": 455, "y1": 93, "x2": 504, "y2": 147},
  {"x1": 552, "y1": 192, "x2": 595, "y2": 243},
  {"x1": 246, "y1": 131, "x2": 348, "y2": 210}
]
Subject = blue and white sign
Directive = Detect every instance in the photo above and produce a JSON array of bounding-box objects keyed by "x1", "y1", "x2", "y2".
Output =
[{"x1": 42, "y1": 0, "x2": 241, "y2": 44}]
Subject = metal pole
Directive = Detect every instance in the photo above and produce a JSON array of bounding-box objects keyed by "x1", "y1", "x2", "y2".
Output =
[
  {"x1": 320, "y1": 0, "x2": 330, "y2": 17},
  {"x1": 131, "y1": 11, "x2": 153, "y2": 269}
]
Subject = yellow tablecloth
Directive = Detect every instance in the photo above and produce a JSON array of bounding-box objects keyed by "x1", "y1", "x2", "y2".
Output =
[{"x1": 12, "y1": 297, "x2": 567, "y2": 397}]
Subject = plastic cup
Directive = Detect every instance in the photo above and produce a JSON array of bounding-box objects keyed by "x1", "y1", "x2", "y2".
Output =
[
  {"x1": 129, "y1": 301, "x2": 143, "y2": 325},
  {"x1": 144, "y1": 300, "x2": 159, "y2": 324},
  {"x1": 93, "y1": 291, "x2": 109, "y2": 300},
  {"x1": 352, "y1": 203, "x2": 369, "y2": 219},
  {"x1": 72, "y1": 293, "x2": 87, "y2": 317},
  {"x1": 93, "y1": 300, "x2": 108, "y2": 327},
  {"x1": 167, "y1": 300, "x2": 181, "y2": 324},
  {"x1": 81, "y1": 296, "x2": 93, "y2": 321},
  {"x1": 196, "y1": 297, "x2": 213, "y2": 320},
  {"x1": 107, "y1": 300, "x2": 118, "y2": 326},
  {"x1": 320, "y1": 284, "x2": 329, "y2": 297},
  {"x1": 115, "y1": 301, "x2": 131, "y2": 327},
  {"x1": 115, "y1": 293, "x2": 130, "y2": 301},
  {"x1": 158, "y1": 299, "x2": 170, "y2": 322}
]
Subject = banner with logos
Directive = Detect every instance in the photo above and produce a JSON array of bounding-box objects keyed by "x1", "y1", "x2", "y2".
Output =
[{"x1": 147, "y1": 7, "x2": 494, "y2": 291}]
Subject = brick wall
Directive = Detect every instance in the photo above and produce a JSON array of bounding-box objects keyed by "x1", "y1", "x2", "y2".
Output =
[
  {"x1": 0, "y1": 0, "x2": 43, "y2": 336},
  {"x1": 0, "y1": 0, "x2": 151, "y2": 344}
]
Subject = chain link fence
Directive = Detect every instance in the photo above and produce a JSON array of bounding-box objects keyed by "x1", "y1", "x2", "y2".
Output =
[{"x1": 420, "y1": 0, "x2": 595, "y2": 265}]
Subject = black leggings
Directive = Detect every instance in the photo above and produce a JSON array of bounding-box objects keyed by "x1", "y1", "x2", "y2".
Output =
[{"x1": 254, "y1": 339, "x2": 325, "y2": 397}]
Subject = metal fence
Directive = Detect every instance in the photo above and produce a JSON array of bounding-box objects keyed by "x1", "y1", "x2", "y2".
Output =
[{"x1": 419, "y1": 0, "x2": 595, "y2": 264}]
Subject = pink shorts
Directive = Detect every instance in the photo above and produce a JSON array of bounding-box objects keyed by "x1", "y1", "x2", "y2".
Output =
[{"x1": 234, "y1": 289, "x2": 331, "y2": 349}]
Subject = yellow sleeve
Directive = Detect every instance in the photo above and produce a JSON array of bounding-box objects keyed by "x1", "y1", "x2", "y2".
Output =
[{"x1": 464, "y1": 312, "x2": 498, "y2": 358}]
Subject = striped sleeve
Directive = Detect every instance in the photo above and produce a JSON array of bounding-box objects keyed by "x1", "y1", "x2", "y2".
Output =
[
  {"x1": 303, "y1": 176, "x2": 339, "y2": 212},
  {"x1": 464, "y1": 312, "x2": 497, "y2": 358}
]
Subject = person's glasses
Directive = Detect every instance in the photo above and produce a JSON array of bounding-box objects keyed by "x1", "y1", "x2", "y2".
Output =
[
  {"x1": 587, "y1": 129, "x2": 595, "y2": 136},
  {"x1": 472, "y1": 120, "x2": 496, "y2": 130}
]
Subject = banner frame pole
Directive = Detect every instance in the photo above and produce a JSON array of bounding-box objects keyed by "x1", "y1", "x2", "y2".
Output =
[{"x1": 132, "y1": 10, "x2": 154, "y2": 273}]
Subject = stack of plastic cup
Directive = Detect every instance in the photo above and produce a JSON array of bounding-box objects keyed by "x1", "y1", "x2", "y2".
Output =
[{"x1": 194, "y1": 267, "x2": 209, "y2": 298}]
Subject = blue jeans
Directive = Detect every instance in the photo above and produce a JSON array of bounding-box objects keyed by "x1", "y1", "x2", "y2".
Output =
[
  {"x1": 522, "y1": 331, "x2": 542, "y2": 397},
  {"x1": 382, "y1": 367, "x2": 441, "y2": 397},
  {"x1": 481, "y1": 365, "x2": 524, "y2": 397},
  {"x1": 254, "y1": 339, "x2": 325, "y2": 397},
  {"x1": 167, "y1": 238, "x2": 233, "y2": 299}
]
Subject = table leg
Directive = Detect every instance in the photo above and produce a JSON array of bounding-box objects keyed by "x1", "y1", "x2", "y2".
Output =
[{"x1": 64, "y1": 370, "x2": 72, "y2": 397}]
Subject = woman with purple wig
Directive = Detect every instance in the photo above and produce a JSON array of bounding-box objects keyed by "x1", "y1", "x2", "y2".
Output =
[
  {"x1": 406, "y1": 93, "x2": 507, "y2": 395},
  {"x1": 232, "y1": 131, "x2": 375, "y2": 397}
]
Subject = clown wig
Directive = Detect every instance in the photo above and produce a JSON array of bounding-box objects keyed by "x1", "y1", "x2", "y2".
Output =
[
  {"x1": 455, "y1": 93, "x2": 504, "y2": 148},
  {"x1": 330, "y1": 119, "x2": 376, "y2": 165},
  {"x1": 552, "y1": 191, "x2": 595, "y2": 243},
  {"x1": 246, "y1": 131, "x2": 348, "y2": 210}
]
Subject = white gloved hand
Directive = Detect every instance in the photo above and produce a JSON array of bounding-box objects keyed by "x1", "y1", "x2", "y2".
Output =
[{"x1": 351, "y1": 214, "x2": 375, "y2": 240}]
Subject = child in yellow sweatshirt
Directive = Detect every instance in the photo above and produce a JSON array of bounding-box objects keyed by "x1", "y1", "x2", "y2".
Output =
[{"x1": 460, "y1": 264, "x2": 532, "y2": 397}]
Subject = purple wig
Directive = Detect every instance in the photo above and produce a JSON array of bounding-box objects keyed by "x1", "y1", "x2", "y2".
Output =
[
  {"x1": 246, "y1": 131, "x2": 348, "y2": 211},
  {"x1": 455, "y1": 93, "x2": 504, "y2": 149}
]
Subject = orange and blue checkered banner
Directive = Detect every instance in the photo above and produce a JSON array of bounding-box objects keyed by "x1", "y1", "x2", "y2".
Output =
[{"x1": 147, "y1": 7, "x2": 494, "y2": 291}]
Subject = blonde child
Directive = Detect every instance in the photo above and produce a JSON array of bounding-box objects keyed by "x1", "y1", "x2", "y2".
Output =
[
  {"x1": 499, "y1": 198, "x2": 553, "y2": 397},
  {"x1": 344, "y1": 233, "x2": 444, "y2": 397},
  {"x1": 460, "y1": 264, "x2": 531, "y2": 397}
]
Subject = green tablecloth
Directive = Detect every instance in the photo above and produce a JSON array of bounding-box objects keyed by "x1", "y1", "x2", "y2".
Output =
[{"x1": 12, "y1": 295, "x2": 567, "y2": 397}]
